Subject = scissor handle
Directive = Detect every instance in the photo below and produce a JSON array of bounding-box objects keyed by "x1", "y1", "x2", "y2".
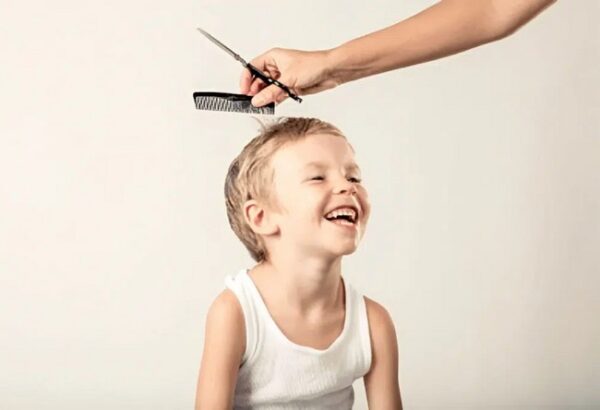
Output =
[{"x1": 247, "y1": 64, "x2": 302, "y2": 103}]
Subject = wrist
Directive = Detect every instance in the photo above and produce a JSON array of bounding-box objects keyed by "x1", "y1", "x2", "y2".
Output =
[
  {"x1": 324, "y1": 41, "x2": 372, "y2": 86},
  {"x1": 323, "y1": 45, "x2": 352, "y2": 87}
]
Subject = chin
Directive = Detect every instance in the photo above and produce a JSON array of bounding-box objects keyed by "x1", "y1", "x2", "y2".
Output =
[{"x1": 330, "y1": 244, "x2": 359, "y2": 257}]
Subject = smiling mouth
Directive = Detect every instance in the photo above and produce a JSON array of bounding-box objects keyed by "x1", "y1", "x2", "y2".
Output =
[{"x1": 323, "y1": 214, "x2": 357, "y2": 227}]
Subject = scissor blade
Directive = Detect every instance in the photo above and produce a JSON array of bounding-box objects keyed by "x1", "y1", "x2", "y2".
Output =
[{"x1": 197, "y1": 27, "x2": 247, "y2": 65}]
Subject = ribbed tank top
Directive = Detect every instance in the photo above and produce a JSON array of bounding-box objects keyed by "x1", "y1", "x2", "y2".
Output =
[{"x1": 224, "y1": 269, "x2": 372, "y2": 410}]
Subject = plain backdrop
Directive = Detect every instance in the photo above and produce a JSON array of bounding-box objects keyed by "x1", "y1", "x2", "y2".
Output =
[{"x1": 1, "y1": 0, "x2": 599, "y2": 409}]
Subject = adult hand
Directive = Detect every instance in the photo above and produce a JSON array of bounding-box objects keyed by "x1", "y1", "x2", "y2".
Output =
[
  {"x1": 239, "y1": 48, "x2": 340, "y2": 107},
  {"x1": 239, "y1": 0, "x2": 557, "y2": 108}
]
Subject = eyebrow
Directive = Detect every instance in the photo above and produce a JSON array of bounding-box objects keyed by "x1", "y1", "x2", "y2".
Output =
[{"x1": 303, "y1": 161, "x2": 361, "y2": 173}]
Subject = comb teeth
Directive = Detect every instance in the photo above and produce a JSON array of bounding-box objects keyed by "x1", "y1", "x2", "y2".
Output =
[{"x1": 193, "y1": 92, "x2": 274, "y2": 115}]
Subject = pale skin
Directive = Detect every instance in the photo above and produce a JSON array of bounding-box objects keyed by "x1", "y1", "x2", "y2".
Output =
[
  {"x1": 195, "y1": 134, "x2": 403, "y2": 409},
  {"x1": 240, "y1": 0, "x2": 558, "y2": 106}
]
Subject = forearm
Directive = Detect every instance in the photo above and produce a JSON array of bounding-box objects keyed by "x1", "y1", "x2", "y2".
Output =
[{"x1": 326, "y1": 0, "x2": 556, "y2": 85}]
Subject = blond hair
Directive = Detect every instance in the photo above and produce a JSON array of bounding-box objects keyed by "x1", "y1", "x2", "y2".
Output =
[{"x1": 224, "y1": 117, "x2": 346, "y2": 262}]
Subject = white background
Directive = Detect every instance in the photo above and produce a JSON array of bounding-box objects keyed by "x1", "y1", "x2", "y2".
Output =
[{"x1": 1, "y1": 0, "x2": 598, "y2": 409}]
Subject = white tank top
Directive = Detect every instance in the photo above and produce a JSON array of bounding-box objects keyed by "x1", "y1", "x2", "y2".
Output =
[{"x1": 224, "y1": 269, "x2": 372, "y2": 410}]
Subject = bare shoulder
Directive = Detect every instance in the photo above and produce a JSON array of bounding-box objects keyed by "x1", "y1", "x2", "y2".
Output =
[
  {"x1": 205, "y1": 289, "x2": 246, "y2": 354},
  {"x1": 363, "y1": 296, "x2": 403, "y2": 409},
  {"x1": 208, "y1": 288, "x2": 244, "y2": 320},
  {"x1": 364, "y1": 296, "x2": 396, "y2": 338},
  {"x1": 195, "y1": 289, "x2": 246, "y2": 409},
  {"x1": 363, "y1": 296, "x2": 398, "y2": 369}
]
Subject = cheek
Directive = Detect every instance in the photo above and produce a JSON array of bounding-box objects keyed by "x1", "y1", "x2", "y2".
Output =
[
  {"x1": 359, "y1": 190, "x2": 371, "y2": 221},
  {"x1": 287, "y1": 189, "x2": 323, "y2": 223},
  {"x1": 302, "y1": 185, "x2": 328, "y2": 206}
]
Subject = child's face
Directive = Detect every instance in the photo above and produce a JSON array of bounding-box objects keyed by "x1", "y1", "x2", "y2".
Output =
[{"x1": 268, "y1": 133, "x2": 370, "y2": 258}]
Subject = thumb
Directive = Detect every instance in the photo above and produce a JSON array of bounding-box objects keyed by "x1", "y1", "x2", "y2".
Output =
[{"x1": 251, "y1": 83, "x2": 289, "y2": 107}]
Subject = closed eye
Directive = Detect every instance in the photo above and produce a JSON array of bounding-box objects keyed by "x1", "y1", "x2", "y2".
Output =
[{"x1": 309, "y1": 176, "x2": 362, "y2": 182}]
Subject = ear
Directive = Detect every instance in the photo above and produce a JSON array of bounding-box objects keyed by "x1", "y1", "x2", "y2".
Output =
[{"x1": 243, "y1": 199, "x2": 279, "y2": 236}]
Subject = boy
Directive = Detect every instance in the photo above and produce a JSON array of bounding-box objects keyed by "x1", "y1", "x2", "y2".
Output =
[{"x1": 195, "y1": 117, "x2": 402, "y2": 409}]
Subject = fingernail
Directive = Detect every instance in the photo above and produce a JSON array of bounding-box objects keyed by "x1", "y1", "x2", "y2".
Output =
[{"x1": 252, "y1": 96, "x2": 265, "y2": 107}]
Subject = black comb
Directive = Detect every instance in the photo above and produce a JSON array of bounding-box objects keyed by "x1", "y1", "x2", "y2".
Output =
[{"x1": 193, "y1": 92, "x2": 275, "y2": 115}]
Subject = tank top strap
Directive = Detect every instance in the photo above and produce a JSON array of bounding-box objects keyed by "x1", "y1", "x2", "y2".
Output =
[
  {"x1": 225, "y1": 269, "x2": 372, "y2": 374},
  {"x1": 224, "y1": 269, "x2": 260, "y2": 366},
  {"x1": 346, "y1": 279, "x2": 373, "y2": 377}
]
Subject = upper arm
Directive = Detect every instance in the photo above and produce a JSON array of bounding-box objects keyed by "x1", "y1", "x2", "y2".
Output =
[
  {"x1": 363, "y1": 297, "x2": 402, "y2": 410},
  {"x1": 485, "y1": 0, "x2": 558, "y2": 40},
  {"x1": 195, "y1": 289, "x2": 246, "y2": 410}
]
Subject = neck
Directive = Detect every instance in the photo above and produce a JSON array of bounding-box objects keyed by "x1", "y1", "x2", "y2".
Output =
[{"x1": 251, "y1": 251, "x2": 344, "y2": 316}]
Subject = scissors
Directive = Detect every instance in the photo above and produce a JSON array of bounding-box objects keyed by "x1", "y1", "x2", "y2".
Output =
[{"x1": 197, "y1": 27, "x2": 302, "y2": 103}]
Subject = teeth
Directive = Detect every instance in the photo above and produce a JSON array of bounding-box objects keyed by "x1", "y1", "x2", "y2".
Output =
[{"x1": 324, "y1": 207, "x2": 357, "y2": 222}]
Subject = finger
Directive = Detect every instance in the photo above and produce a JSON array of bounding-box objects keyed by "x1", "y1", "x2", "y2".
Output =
[
  {"x1": 274, "y1": 92, "x2": 289, "y2": 106},
  {"x1": 251, "y1": 83, "x2": 287, "y2": 107},
  {"x1": 249, "y1": 77, "x2": 267, "y2": 96},
  {"x1": 240, "y1": 50, "x2": 272, "y2": 94},
  {"x1": 239, "y1": 67, "x2": 253, "y2": 94},
  {"x1": 247, "y1": 48, "x2": 277, "y2": 73}
]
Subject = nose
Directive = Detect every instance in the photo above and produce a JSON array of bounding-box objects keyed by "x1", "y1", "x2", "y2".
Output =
[{"x1": 334, "y1": 175, "x2": 357, "y2": 195}]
